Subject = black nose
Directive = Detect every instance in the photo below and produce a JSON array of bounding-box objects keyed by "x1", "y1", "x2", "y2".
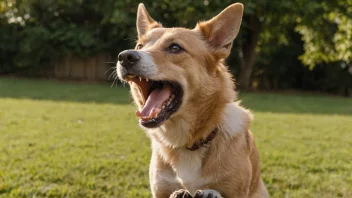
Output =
[{"x1": 118, "y1": 50, "x2": 140, "y2": 69}]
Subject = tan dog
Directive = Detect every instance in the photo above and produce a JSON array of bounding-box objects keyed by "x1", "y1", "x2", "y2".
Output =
[{"x1": 117, "y1": 3, "x2": 269, "y2": 198}]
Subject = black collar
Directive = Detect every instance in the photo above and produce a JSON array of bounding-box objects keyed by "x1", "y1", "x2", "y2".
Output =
[{"x1": 187, "y1": 127, "x2": 218, "y2": 151}]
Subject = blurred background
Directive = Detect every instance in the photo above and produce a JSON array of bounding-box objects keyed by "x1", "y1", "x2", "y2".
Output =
[
  {"x1": 0, "y1": 1, "x2": 352, "y2": 198},
  {"x1": 0, "y1": 0, "x2": 351, "y2": 95}
]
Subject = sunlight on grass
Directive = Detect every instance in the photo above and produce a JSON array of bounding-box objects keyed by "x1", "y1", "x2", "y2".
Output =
[{"x1": 0, "y1": 78, "x2": 351, "y2": 197}]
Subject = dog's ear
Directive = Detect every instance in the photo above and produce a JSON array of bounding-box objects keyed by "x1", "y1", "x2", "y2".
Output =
[
  {"x1": 196, "y1": 3, "x2": 244, "y2": 58},
  {"x1": 136, "y1": 3, "x2": 161, "y2": 37}
]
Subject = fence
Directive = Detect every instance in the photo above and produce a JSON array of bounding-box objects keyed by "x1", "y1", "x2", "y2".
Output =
[{"x1": 39, "y1": 53, "x2": 115, "y2": 81}]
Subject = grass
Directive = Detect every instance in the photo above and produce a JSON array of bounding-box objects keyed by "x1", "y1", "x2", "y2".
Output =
[{"x1": 0, "y1": 77, "x2": 351, "y2": 198}]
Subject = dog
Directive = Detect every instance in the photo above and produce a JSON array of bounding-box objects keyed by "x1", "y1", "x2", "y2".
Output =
[{"x1": 116, "y1": 3, "x2": 269, "y2": 198}]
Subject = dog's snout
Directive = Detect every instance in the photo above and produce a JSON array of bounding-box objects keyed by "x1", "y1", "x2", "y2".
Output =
[{"x1": 118, "y1": 50, "x2": 140, "y2": 68}]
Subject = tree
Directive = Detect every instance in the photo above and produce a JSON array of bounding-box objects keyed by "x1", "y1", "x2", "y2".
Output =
[{"x1": 296, "y1": 0, "x2": 352, "y2": 68}]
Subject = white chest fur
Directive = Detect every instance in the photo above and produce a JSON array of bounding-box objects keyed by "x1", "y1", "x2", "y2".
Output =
[{"x1": 173, "y1": 149, "x2": 211, "y2": 194}]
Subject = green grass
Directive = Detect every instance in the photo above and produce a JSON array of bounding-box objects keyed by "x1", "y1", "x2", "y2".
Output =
[{"x1": 0, "y1": 77, "x2": 351, "y2": 198}]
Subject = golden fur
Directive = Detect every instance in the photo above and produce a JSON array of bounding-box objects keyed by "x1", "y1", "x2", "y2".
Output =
[{"x1": 123, "y1": 3, "x2": 269, "y2": 198}]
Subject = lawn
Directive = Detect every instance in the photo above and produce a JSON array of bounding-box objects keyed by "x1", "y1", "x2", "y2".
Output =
[{"x1": 0, "y1": 77, "x2": 351, "y2": 198}]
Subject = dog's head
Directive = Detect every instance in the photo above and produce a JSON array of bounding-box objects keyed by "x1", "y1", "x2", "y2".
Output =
[{"x1": 117, "y1": 3, "x2": 243, "y2": 129}]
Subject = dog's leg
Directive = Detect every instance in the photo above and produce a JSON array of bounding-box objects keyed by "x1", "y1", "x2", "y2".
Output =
[
  {"x1": 169, "y1": 189, "x2": 193, "y2": 198},
  {"x1": 150, "y1": 151, "x2": 182, "y2": 198},
  {"x1": 194, "y1": 189, "x2": 223, "y2": 198}
]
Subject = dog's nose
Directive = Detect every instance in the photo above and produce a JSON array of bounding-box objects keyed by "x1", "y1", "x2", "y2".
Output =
[{"x1": 118, "y1": 50, "x2": 140, "y2": 68}]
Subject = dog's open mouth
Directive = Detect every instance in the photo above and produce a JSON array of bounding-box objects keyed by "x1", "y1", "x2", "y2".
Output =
[{"x1": 125, "y1": 75, "x2": 183, "y2": 128}]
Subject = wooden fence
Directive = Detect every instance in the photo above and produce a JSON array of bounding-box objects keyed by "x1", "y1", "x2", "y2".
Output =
[{"x1": 40, "y1": 53, "x2": 115, "y2": 81}]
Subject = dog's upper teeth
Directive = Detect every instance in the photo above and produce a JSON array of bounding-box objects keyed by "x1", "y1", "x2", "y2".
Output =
[
  {"x1": 127, "y1": 74, "x2": 136, "y2": 79},
  {"x1": 139, "y1": 77, "x2": 142, "y2": 81},
  {"x1": 146, "y1": 78, "x2": 149, "y2": 82}
]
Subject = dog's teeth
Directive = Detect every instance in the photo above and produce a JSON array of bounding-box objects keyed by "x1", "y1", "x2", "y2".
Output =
[
  {"x1": 127, "y1": 74, "x2": 136, "y2": 79},
  {"x1": 146, "y1": 78, "x2": 149, "y2": 82},
  {"x1": 139, "y1": 77, "x2": 142, "y2": 81},
  {"x1": 162, "y1": 105, "x2": 165, "y2": 109}
]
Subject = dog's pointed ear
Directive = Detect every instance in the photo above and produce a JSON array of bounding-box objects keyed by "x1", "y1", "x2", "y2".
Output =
[
  {"x1": 196, "y1": 3, "x2": 244, "y2": 58},
  {"x1": 136, "y1": 3, "x2": 161, "y2": 37}
]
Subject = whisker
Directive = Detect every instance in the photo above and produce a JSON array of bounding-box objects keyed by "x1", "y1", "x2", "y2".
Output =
[
  {"x1": 105, "y1": 66, "x2": 116, "y2": 75},
  {"x1": 111, "y1": 78, "x2": 117, "y2": 88},
  {"x1": 108, "y1": 70, "x2": 116, "y2": 80}
]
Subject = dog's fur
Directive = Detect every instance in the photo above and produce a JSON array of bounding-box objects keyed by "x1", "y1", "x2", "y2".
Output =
[{"x1": 117, "y1": 3, "x2": 269, "y2": 198}]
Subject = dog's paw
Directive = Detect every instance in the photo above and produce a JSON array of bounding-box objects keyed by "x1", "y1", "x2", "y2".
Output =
[
  {"x1": 194, "y1": 189, "x2": 223, "y2": 198},
  {"x1": 169, "y1": 189, "x2": 193, "y2": 198}
]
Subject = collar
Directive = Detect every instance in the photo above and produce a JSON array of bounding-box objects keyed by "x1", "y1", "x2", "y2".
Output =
[{"x1": 187, "y1": 127, "x2": 218, "y2": 151}]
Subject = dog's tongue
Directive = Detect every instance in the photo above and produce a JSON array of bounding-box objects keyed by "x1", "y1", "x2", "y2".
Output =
[{"x1": 136, "y1": 84, "x2": 172, "y2": 120}]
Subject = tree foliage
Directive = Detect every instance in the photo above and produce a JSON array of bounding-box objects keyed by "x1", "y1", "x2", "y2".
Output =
[{"x1": 296, "y1": 0, "x2": 352, "y2": 68}]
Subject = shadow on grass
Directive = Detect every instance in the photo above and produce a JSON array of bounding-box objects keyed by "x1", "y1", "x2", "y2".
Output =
[{"x1": 1, "y1": 77, "x2": 351, "y2": 115}]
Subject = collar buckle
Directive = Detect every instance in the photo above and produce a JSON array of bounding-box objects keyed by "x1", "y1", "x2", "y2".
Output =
[{"x1": 202, "y1": 141, "x2": 212, "y2": 148}]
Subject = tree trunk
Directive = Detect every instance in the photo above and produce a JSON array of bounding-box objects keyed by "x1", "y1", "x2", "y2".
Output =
[{"x1": 237, "y1": 15, "x2": 261, "y2": 91}]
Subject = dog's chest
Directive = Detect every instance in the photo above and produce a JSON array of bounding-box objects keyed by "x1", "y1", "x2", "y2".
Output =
[{"x1": 172, "y1": 150, "x2": 210, "y2": 194}]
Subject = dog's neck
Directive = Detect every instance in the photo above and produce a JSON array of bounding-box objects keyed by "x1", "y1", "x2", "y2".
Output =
[{"x1": 149, "y1": 102, "x2": 252, "y2": 153}]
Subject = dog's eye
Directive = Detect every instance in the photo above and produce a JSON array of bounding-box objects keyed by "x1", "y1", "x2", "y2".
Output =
[
  {"x1": 167, "y1": 43, "x2": 183, "y2": 53},
  {"x1": 136, "y1": 44, "x2": 143, "y2": 50}
]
